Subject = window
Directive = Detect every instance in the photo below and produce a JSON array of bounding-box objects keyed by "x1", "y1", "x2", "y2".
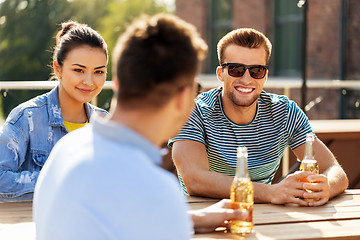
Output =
[
  {"x1": 273, "y1": 0, "x2": 303, "y2": 77},
  {"x1": 207, "y1": 0, "x2": 232, "y2": 73}
]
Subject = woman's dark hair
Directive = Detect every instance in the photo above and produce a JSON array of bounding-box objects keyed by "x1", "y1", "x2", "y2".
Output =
[{"x1": 52, "y1": 21, "x2": 108, "y2": 79}]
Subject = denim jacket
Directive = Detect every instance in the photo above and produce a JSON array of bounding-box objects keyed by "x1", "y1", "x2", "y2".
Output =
[{"x1": 0, "y1": 86, "x2": 107, "y2": 199}]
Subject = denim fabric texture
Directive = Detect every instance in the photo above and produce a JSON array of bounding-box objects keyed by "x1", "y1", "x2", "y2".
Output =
[{"x1": 0, "y1": 86, "x2": 107, "y2": 199}]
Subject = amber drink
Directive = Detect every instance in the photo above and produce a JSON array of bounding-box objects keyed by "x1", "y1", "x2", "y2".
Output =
[
  {"x1": 229, "y1": 146, "x2": 253, "y2": 234},
  {"x1": 299, "y1": 133, "x2": 319, "y2": 201}
]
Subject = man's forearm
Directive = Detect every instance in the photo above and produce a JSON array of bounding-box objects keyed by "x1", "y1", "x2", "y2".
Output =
[
  {"x1": 186, "y1": 171, "x2": 275, "y2": 202},
  {"x1": 324, "y1": 165, "x2": 349, "y2": 198},
  {"x1": 184, "y1": 170, "x2": 233, "y2": 199}
]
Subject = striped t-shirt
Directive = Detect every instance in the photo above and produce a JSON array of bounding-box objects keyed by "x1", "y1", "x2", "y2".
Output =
[{"x1": 169, "y1": 87, "x2": 314, "y2": 195}]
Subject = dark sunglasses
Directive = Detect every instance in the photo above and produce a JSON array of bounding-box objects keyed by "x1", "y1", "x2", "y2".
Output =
[{"x1": 221, "y1": 63, "x2": 268, "y2": 79}]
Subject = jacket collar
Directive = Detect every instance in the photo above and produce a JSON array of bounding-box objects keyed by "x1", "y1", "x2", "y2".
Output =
[{"x1": 47, "y1": 86, "x2": 95, "y2": 127}]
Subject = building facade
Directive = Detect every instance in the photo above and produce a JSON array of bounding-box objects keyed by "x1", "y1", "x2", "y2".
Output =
[{"x1": 175, "y1": 0, "x2": 360, "y2": 120}]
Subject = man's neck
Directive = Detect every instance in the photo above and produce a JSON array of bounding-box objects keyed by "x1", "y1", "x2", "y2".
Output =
[
  {"x1": 221, "y1": 97, "x2": 257, "y2": 125},
  {"x1": 109, "y1": 106, "x2": 169, "y2": 147}
]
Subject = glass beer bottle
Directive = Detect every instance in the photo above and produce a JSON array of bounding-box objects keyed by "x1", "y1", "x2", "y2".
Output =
[
  {"x1": 299, "y1": 132, "x2": 319, "y2": 201},
  {"x1": 229, "y1": 146, "x2": 253, "y2": 234}
]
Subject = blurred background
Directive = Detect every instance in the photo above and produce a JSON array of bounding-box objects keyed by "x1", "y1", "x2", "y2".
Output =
[
  {"x1": 176, "y1": 0, "x2": 360, "y2": 120},
  {"x1": 0, "y1": 0, "x2": 359, "y2": 119},
  {"x1": 0, "y1": 0, "x2": 359, "y2": 187},
  {"x1": 0, "y1": 0, "x2": 174, "y2": 120}
]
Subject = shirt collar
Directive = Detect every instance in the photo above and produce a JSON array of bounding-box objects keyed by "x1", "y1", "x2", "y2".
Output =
[{"x1": 92, "y1": 116, "x2": 163, "y2": 165}]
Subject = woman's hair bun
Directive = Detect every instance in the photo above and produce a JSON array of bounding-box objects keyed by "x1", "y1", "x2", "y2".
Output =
[{"x1": 56, "y1": 21, "x2": 80, "y2": 44}]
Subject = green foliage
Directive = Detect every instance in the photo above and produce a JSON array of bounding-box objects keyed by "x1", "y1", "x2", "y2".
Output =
[
  {"x1": 0, "y1": 0, "x2": 170, "y2": 81},
  {"x1": 0, "y1": 0, "x2": 73, "y2": 116},
  {"x1": 0, "y1": 0, "x2": 72, "y2": 81},
  {"x1": 66, "y1": 0, "x2": 113, "y2": 28},
  {"x1": 99, "y1": 0, "x2": 168, "y2": 50},
  {"x1": 98, "y1": 0, "x2": 168, "y2": 79}
]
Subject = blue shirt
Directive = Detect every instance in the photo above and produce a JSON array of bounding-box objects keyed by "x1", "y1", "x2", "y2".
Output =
[
  {"x1": 0, "y1": 86, "x2": 107, "y2": 200},
  {"x1": 34, "y1": 116, "x2": 192, "y2": 240},
  {"x1": 169, "y1": 87, "x2": 314, "y2": 194}
]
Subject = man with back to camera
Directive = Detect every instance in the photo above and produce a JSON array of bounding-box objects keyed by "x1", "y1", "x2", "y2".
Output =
[
  {"x1": 33, "y1": 14, "x2": 248, "y2": 239},
  {"x1": 169, "y1": 28, "x2": 348, "y2": 207}
]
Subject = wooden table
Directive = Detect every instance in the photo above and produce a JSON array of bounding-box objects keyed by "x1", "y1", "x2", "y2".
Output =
[
  {"x1": 0, "y1": 199, "x2": 34, "y2": 240},
  {"x1": 189, "y1": 189, "x2": 360, "y2": 239},
  {"x1": 1, "y1": 190, "x2": 359, "y2": 239}
]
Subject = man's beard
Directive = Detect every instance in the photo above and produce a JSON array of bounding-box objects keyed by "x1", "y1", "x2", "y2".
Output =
[{"x1": 226, "y1": 89, "x2": 259, "y2": 107}]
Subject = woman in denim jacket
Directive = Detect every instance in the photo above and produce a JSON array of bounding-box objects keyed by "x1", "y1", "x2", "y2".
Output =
[{"x1": 0, "y1": 21, "x2": 108, "y2": 200}]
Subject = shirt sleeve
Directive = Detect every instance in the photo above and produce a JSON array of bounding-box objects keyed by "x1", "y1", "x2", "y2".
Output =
[
  {"x1": 168, "y1": 104, "x2": 206, "y2": 148},
  {"x1": 0, "y1": 115, "x2": 39, "y2": 199},
  {"x1": 285, "y1": 100, "x2": 315, "y2": 150}
]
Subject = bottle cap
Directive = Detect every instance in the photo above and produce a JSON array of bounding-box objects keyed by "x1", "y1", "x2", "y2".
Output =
[
  {"x1": 237, "y1": 146, "x2": 248, "y2": 158},
  {"x1": 306, "y1": 133, "x2": 315, "y2": 142}
]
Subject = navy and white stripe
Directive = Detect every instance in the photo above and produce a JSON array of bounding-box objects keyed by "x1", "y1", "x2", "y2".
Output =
[{"x1": 169, "y1": 87, "x2": 314, "y2": 195}]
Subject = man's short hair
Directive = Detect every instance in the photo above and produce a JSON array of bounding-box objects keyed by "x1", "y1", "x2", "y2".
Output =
[
  {"x1": 112, "y1": 13, "x2": 208, "y2": 109},
  {"x1": 217, "y1": 28, "x2": 272, "y2": 65}
]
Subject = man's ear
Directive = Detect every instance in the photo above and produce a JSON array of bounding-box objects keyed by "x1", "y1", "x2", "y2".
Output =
[
  {"x1": 216, "y1": 66, "x2": 224, "y2": 82},
  {"x1": 174, "y1": 85, "x2": 193, "y2": 114},
  {"x1": 175, "y1": 87, "x2": 188, "y2": 111},
  {"x1": 112, "y1": 77, "x2": 119, "y2": 94}
]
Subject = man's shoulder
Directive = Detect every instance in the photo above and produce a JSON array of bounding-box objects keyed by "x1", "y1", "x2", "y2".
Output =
[
  {"x1": 183, "y1": 87, "x2": 221, "y2": 124},
  {"x1": 259, "y1": 91, "x2": 291, "y2": 105},
  {"x1": 195, "y1": 87, "x2": 221, "y2": 108},
  {"x1": 48, "y1": 125, "x2": 93, "y2": 160},
  {"x1": 61, "y1": 124, "x2": 93, "y2": 144},
  {"x1": 259, "y1": 91, "x2": 298, "y2": 111}
]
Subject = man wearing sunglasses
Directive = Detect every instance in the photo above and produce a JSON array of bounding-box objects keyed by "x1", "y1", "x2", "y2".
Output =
[{"x1": 169, "y1": 28, "x2": 348, "y2": 207}]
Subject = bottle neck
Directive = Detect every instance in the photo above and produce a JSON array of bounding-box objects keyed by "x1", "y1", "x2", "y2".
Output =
[
  {"x1": 235, "y1": 155, "x2": 249, "y2": 178},
  {"x1": 303, "y1": 139, "x2": 315, "y2": 160}
]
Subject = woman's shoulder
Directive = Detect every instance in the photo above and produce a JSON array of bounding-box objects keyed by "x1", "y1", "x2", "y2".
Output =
[{"x1": 6, "y1": 90, "x2": 53, "y2": 124}]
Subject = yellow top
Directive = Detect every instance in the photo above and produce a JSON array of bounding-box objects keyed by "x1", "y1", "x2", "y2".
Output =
[{"x1": 64, "y1": 120, "x2": 88, "y2": 132}]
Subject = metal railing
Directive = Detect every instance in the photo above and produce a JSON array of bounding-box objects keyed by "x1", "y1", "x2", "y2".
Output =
[
  {"x1": 1, "y1": 77, "x2": 359, "y2": 177},
  {"x1": 1, "y1": 75, "x2": 360, "y2": 95},
  {"x1": 0, "y1": 80, "x2": 113, "y2": 106}
]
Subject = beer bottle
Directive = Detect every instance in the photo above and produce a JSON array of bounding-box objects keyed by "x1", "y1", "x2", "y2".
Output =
[
  {"x1": 229, "y1": 146, "x2": 253, "y2": 234},
  {"x1": 299, "y1": 132, "x2": 319, "y2": 201}
]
